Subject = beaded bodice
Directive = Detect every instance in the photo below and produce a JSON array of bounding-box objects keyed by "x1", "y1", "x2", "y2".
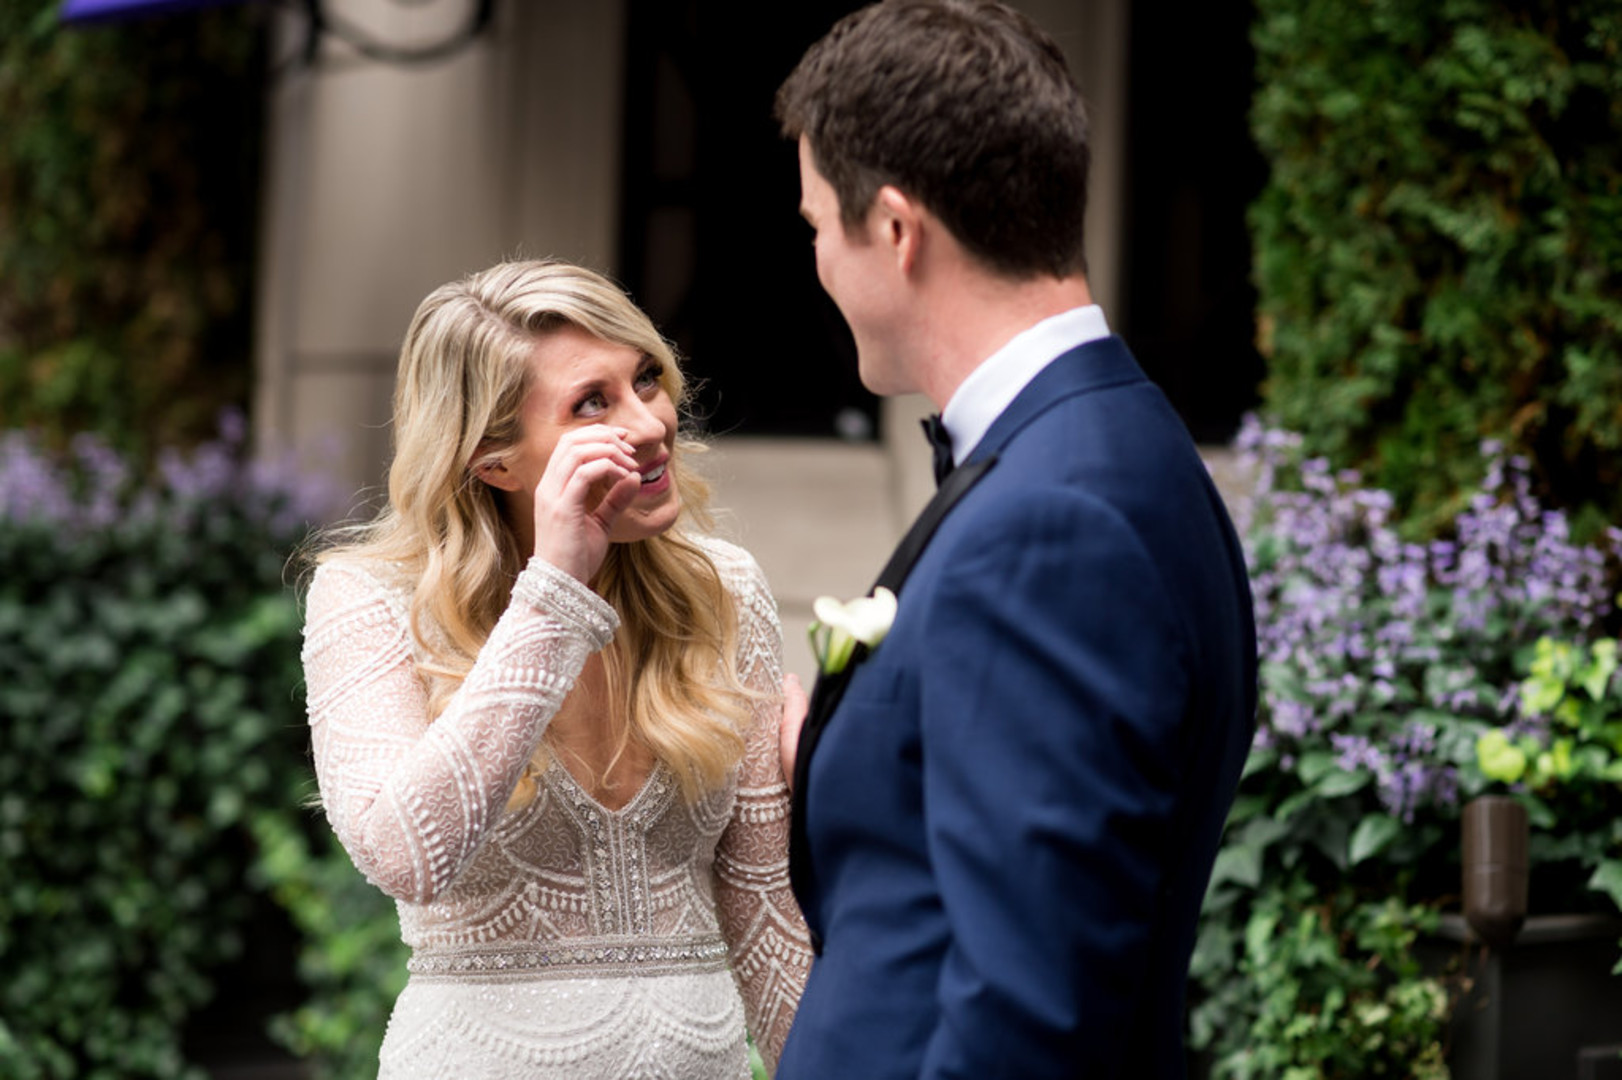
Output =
[{"x1": 301, "y1": 537, "x2": 810, "y2": 1071}]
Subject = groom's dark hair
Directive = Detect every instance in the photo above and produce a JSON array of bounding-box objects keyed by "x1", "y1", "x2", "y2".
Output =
[{"x1": 776, "y1": 0, "x2": 1089, "y2": 280}]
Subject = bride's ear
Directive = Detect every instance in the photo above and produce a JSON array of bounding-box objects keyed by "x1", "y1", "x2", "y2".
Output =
[{"x1": 471, "y1": 448, "x2": 522, "y2": 492}]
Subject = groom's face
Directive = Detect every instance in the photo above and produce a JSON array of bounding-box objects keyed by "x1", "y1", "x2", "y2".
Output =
[{"x1": 797, "y1": 137, "x2": 910, "y2": 396}]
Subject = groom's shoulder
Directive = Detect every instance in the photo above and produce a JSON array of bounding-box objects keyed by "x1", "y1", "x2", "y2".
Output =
[
  {"x1": 949, "y1": 396, "x2": 1227, "y2": 569},
  {"x1": 1002, "y1": 362, "x2": 1208, "y2": 486},
  {"x1": 936, "y1": 470, "x2": 1153, "y2": 573},
  {"x1": 985, "y1": 340, "x2": 1177, "y2": 453}
]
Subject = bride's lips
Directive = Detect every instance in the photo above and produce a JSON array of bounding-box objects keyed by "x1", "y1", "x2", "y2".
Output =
[{"x1": 635, "y1": 456, "x2": 672, "y2": 496}]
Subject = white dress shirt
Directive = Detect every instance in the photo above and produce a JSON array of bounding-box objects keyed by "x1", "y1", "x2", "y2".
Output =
[{"x1": 939, "y1": 305, "x2": 1112, "y2": 466}]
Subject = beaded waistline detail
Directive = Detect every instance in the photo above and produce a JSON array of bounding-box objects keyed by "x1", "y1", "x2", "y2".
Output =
[{"x1": 407, "y1": 934, "x2": 730, "y2": 981}]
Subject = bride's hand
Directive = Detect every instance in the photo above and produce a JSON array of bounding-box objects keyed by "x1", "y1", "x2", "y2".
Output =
[
  {"x1": 780, "y1": 673, "x2": 809, "y2": 791},
  {"x1": 531, "y1": 425, "x2": 644, "y2": 583}
]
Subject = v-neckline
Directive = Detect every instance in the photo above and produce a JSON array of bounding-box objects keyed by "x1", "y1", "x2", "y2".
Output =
[{"x1": 549, "y1": 756, "x2": 667, "y2": 818}]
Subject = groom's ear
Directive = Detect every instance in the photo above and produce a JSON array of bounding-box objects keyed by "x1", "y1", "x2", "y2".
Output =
[{"x1": 874, "y1": 185, "x2": 924, "y2": 274}]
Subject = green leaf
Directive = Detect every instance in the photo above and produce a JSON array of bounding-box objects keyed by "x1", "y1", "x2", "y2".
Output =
[
  {"x1": 1522, "y1": 792, "x2": 1558, "y2": 830},
  {"x1": 1306, "y1": 813, "x2": 1353, "y2": 873},
  {"x1": 1314, "y1": 768, "x2": 1372, "y2": 798},
  {"x1": 1209, "y1": 844, "x2": 1264, "y2": 892},
  {"x1": 1295, "y1": 751, "x2": 1338, "y2": 785},
  {"x1": 1477, "y1": 729, "x2": 1527, "y2": 783},
  {"x1": 1588, "y1": 860, "x2": 1622, "y2": 911},
  {"x1": 1581, "y1": 639, "x2": 1618, "y2": 700},
  {"x1": 1225, "y1": 794, "x2": 1271, "y2": 827},
  {"x1": 1519, "y1": 671, "x2": 1565, "y2": 717},
  {"x1": 1244, "y1": 908, "x2": 1281, "y2": 964},
  {"x1": 1242, "y1": 746, "x2": 1279, "y2": 781},
  {"x1": 1274, "y1": 787, "x2": 1318, "y2": 822},
  {"x1": 1349, "y1": 814, "x2": 1404, "y2": 866}
]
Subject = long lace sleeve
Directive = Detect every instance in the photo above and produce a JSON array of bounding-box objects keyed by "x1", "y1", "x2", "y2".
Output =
[
  {"x1": 302, "y1": 555, "x2": 618, "y2": 904},
  {"x1": 710, "y1": 548, "x2": 813, "y2": 1074}
]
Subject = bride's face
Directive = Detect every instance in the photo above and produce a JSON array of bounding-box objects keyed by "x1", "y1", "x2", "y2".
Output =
[{"x1": 499, "y1": 324, "x2": 682, "y2": 543}]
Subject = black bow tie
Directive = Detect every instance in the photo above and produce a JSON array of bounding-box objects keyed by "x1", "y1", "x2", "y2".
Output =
[{"x1": 921, "y1": 414, "x2": 955, "y2": 487}]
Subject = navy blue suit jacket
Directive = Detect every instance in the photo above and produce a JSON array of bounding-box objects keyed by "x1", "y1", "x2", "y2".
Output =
[{"x1": 777, "y1": 337, "x2": 1257, "y2": 1079}]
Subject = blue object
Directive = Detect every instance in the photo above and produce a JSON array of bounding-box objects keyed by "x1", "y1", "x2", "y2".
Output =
[
  {"x1": 59, "y1": 0, "x2": 250, "y2": 24},
  {"x1": 780, "y1": 336, "x2": 1259, "y2": 1079}
]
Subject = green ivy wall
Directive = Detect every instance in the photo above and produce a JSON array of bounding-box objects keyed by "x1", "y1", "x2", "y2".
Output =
[
  {"x1": 0, "y1": 0, "x2": 264, "y2": 456},
  {"x1": 1250, "y1": 0, "x2": 1622, "y2": 533}
]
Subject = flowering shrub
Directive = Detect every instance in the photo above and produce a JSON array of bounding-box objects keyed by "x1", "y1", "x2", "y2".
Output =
[
  {"x1": 1190, "y1": 418, "x2": 1622, "y2": 1077},
  {"x1": 0, "y1": 412, "x2": 340, "y2": 540},
  {"x1": 0, "y1": 417, "x2": 356, "y2": 1078}
]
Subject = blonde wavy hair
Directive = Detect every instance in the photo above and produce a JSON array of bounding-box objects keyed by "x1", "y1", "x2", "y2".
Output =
[{"x1": 316, "y1": 259, "x2": 752, "y2": 804}]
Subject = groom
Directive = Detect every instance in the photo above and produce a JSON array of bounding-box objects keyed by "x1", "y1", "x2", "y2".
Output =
[{"x1": 773, "y1": 2, "x2": 1257, "y2": 1077}]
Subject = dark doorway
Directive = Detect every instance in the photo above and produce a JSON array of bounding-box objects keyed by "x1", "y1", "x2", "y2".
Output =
[
  {"x1": 621, "y1": 0, "x2": 1267, "y2": 444},
  {"x1": 1119, "y1": 0, "x2": 1266, "y2": 443},
  {"x1": 619, "y1": 0, "x2": 874, "y2": 440}
]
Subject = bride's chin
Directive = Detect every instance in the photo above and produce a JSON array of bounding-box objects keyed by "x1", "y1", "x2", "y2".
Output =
[{"x1": 609, "y1": 497, "x2": 681, "y2": 544}]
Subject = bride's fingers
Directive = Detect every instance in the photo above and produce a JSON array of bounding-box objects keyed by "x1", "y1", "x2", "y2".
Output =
[
  {"x1": 559, "y1": 429, "x2": 638, "y2": 472},
  {"x1": 537, "y1": 428, "x2": 639, "y2": 501},
  {"x1": 529, "y1": 425, "x2": 654, "y2": 580},
  {"x1": 532, "y1": 456, "x2": 634, "y2": 580},
  {"x1": 553, "y1": 456, "x2": 636, "y2": 512},
  {"x1": 592, "y1": 469, "x2": 644, "y2": 524},
  {"x1": 553, "y1": 423, "x2": 636, "y2": 464}
]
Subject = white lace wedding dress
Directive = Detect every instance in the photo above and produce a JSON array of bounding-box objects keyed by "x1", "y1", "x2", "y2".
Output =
[{"x1": 301, "y1": 537, "x2": 811, "y2": 1079}]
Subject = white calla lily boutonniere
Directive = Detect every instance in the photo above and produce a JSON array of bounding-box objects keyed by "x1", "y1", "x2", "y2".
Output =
[{"x1": 808, "y1": 586, "x2": 898, "y2": 675}]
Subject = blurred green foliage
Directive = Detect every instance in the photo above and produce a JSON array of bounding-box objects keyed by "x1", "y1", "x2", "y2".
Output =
[
  {"x1": 1250, "y1": 0, "x2": 1622, "y2": 534},
  {"x1": 1193, "y1": 873, "x2": 1451, "y2": 1080},
  {"x1": 0, "y1": 0, "x2": 265, "y2": 456},
  {"x1": 0, "y1": 429, "x2": 402, "y2": 1078},
  {"x1": 248, "y1": 813, "x2": 407, "y2": 1079}
]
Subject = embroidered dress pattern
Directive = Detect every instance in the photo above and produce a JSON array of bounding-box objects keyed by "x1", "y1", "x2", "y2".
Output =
[{"x1": 302, "y1": 538, "x2": 811, "y2": 1079}]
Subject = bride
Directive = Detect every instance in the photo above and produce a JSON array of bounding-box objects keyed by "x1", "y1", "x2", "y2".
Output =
[{"x1": 300, "y1": 259, "x2": 811, "y2": 1078}]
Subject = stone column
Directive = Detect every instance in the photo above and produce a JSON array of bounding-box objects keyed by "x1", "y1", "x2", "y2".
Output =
[{"x1": 251, "y1": 0, "x2": 628, "y2": 510}]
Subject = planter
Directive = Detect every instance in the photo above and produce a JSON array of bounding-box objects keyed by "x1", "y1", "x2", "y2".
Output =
[
  {"x1": 1436, "y1": 796, "x2": 1622, "y2": 1078},
  {"x1": 1434, "y1": 913, "x2": 1622, "y2": 1080}
]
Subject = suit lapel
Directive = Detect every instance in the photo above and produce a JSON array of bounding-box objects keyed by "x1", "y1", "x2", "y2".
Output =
[
  {"x1": 789, "y1": 454, "x2": 997, "y2": 906},
  {"x1": 792, "y1": 336, "x2": 1139, "y2": 774},
  {"x1": 788, "y1": 337, "x2": 1148, "y2": 913}
]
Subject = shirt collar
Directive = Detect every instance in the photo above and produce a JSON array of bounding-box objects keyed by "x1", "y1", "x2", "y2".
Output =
[{"x1": 940, "y1": 305, "x2": 1111, "y2": 465}]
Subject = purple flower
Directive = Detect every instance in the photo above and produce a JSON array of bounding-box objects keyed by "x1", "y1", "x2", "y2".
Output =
[
  {"x1": 1333, "y1": 733, "x2": 1385, "y2": 774},
  {"x1": 1, "y1": 417, "x2": 342, "y2": 540},
  {"x1": 0, "y1": 433, "x2": 77, "y2": 525},
  {"x1": 1272, "y1": 698, "x2": 1318, "y2": 738},
  {"x1": 217, "y1": 406, "x2": 248, "y2": 447},
  {"x1": 1243, "y1": 417, "x2": 1617, "y2": 823}
]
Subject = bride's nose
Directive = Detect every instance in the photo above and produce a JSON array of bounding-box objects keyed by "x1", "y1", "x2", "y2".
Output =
[{"x1": 617, "y1": 394, "x2": 668, "y2": 449}]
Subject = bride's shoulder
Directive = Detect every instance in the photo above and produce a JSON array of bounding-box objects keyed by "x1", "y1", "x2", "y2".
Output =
[
  {"x1": 687, "y1": 534, "x2": 770, "y2": 597},
  {"x1": 306, "y1": 552, "x2": 416, "y2": 611}
]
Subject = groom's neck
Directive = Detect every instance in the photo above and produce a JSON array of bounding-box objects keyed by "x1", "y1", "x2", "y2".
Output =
[{"x1": 908, "y1": 262, "x2": 1094, "y2": 411}]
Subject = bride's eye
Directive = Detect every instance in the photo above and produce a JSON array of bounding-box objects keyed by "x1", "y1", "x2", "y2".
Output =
[{"x1": 635, "y1": 362, "x2": 664, "y2": 393}]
